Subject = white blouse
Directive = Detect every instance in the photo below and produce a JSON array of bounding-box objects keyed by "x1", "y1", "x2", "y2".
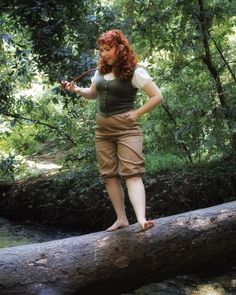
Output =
[{"x1": 91, "y1": 67, "x2": 153, "y2": 90}]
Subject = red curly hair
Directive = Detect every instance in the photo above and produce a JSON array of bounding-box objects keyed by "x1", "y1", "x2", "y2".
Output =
[{"x1": 97, "y1": 30, "x2": 138, "y2": 80}]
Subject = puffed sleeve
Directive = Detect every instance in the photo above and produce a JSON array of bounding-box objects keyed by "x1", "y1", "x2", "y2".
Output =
[
  {"x1": 91, "y1": 70, "x2": 99, "y2": 83},
  {"x1": 132, "y1": 67, "x2": 153, "y2": 89}
]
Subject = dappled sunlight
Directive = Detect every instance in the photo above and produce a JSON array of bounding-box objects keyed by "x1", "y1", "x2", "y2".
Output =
[
  {"x1": 188, "y1": 218, "x2": 212, "y2": 229},
  {"x1": 175, "y1": 217, "x2": 212, "y2": 230},
  {"x1": 26, "y1": 159, "x2": 62, "y2": 173},
  {"x1": 190, "y1": 283, "x2": 227, "y2": 295},
  {"x1": 16, "y1": 82, "x2": 45, "y2": 100},
  {"x1": 96, "y1": 236, "x2": 111, "y2": 247}
]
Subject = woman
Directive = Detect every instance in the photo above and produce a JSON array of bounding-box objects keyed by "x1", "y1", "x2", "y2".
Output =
[{"x1": 63, "y1": 29, "x2": 163, "y2": 231}]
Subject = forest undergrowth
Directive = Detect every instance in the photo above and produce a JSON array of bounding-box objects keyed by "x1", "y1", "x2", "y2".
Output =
[{"x1": 0, "y1": 146, "x2": 235, "y2": 233}]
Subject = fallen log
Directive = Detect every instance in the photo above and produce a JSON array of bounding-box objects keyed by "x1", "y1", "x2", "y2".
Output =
[{"x1": 0, "y1": 201, "x2": 236, "y2": 295}]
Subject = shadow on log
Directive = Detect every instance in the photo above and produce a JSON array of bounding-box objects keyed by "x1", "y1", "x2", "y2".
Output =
[{"x1": 0, "y1": 201, "x2": 236, "y2": 295}]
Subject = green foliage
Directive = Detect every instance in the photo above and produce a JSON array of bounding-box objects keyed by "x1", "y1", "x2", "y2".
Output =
[
  {"x1": 129, "y1": 0, "x2": 236, "y2": 160},
  {"x1": 7, "y1": 125, "x2": 42, "y2": 155},
  {"x1": 1, "y1": 0, "x2": 117, "y2": 82},
  {"x1": 145, "y1": 152, "x2": 185, "y2": 173},
  {"x1": 0, "y1": 153, "x2": 25, "y2": 182},
  {"x1": 0, "y1": 0, "x2": 236, "y2": 181},
  {"x1": 0, "y1": 226, "x2": 34, "y2": 248},
  {"x1": 0, "y1": 154, "x2": 15, "y2": 181}
]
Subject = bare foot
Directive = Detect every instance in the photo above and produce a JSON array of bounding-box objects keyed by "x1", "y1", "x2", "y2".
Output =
[
  {"x1": 139, "y1": 220, "x2": 155, "y2": 231},
  {"x1": 106, "y1": 220, "x2": 129, "y2": 231}
]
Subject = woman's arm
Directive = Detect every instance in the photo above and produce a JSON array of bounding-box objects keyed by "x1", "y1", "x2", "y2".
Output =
[{"x1": 127, "y1": 81, "x2": 163, "y2": 120}]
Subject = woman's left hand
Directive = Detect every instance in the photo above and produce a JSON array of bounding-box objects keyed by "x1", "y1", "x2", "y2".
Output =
[{"x1": 125, "y1": 111, "x2": 140, "y2": 121}]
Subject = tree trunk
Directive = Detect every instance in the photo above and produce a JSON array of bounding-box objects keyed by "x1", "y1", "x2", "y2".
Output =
[
  {"x1": 198, "y1": 0, "x2": 236, "y2": 150},
  {"x1": 0, "y1": 201, "x2": 236, "y2": 295}
]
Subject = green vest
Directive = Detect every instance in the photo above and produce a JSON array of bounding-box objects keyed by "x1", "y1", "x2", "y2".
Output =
[{"x1": 94, "y1": 72, "x2": 138, "y2": 117}]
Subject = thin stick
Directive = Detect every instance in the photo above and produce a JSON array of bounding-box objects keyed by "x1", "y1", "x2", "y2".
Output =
[
  {"x1": 60, "y1": 67, "x2": 98, "y2": 89},
  {"x1": 71, "y1": 67, "x2": 98, "y2": 82}
]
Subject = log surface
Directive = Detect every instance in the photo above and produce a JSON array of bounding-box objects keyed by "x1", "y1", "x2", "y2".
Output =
[{"x1": 0, "y1": 201, "x2": 236, "y2": 295}]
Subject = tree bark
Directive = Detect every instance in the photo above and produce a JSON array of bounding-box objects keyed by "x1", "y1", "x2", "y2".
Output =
[{"x1": 0, "y1": 201, "x2": 236, "y2": 295}]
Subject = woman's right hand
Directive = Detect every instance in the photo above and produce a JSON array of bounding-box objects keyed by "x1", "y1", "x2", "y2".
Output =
[{"x1": 60, "y1": 80, "x2": 76, "y2": 92}]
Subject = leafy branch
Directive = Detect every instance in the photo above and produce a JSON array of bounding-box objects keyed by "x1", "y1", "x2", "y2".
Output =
[{"x1": 2, "y1": 112, "x2": 77, "y2": 146}]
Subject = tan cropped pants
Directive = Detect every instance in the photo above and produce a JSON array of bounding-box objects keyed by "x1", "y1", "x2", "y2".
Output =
[{"x1": 95, "y1": 112, "x2": 145, "y2": 178}]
